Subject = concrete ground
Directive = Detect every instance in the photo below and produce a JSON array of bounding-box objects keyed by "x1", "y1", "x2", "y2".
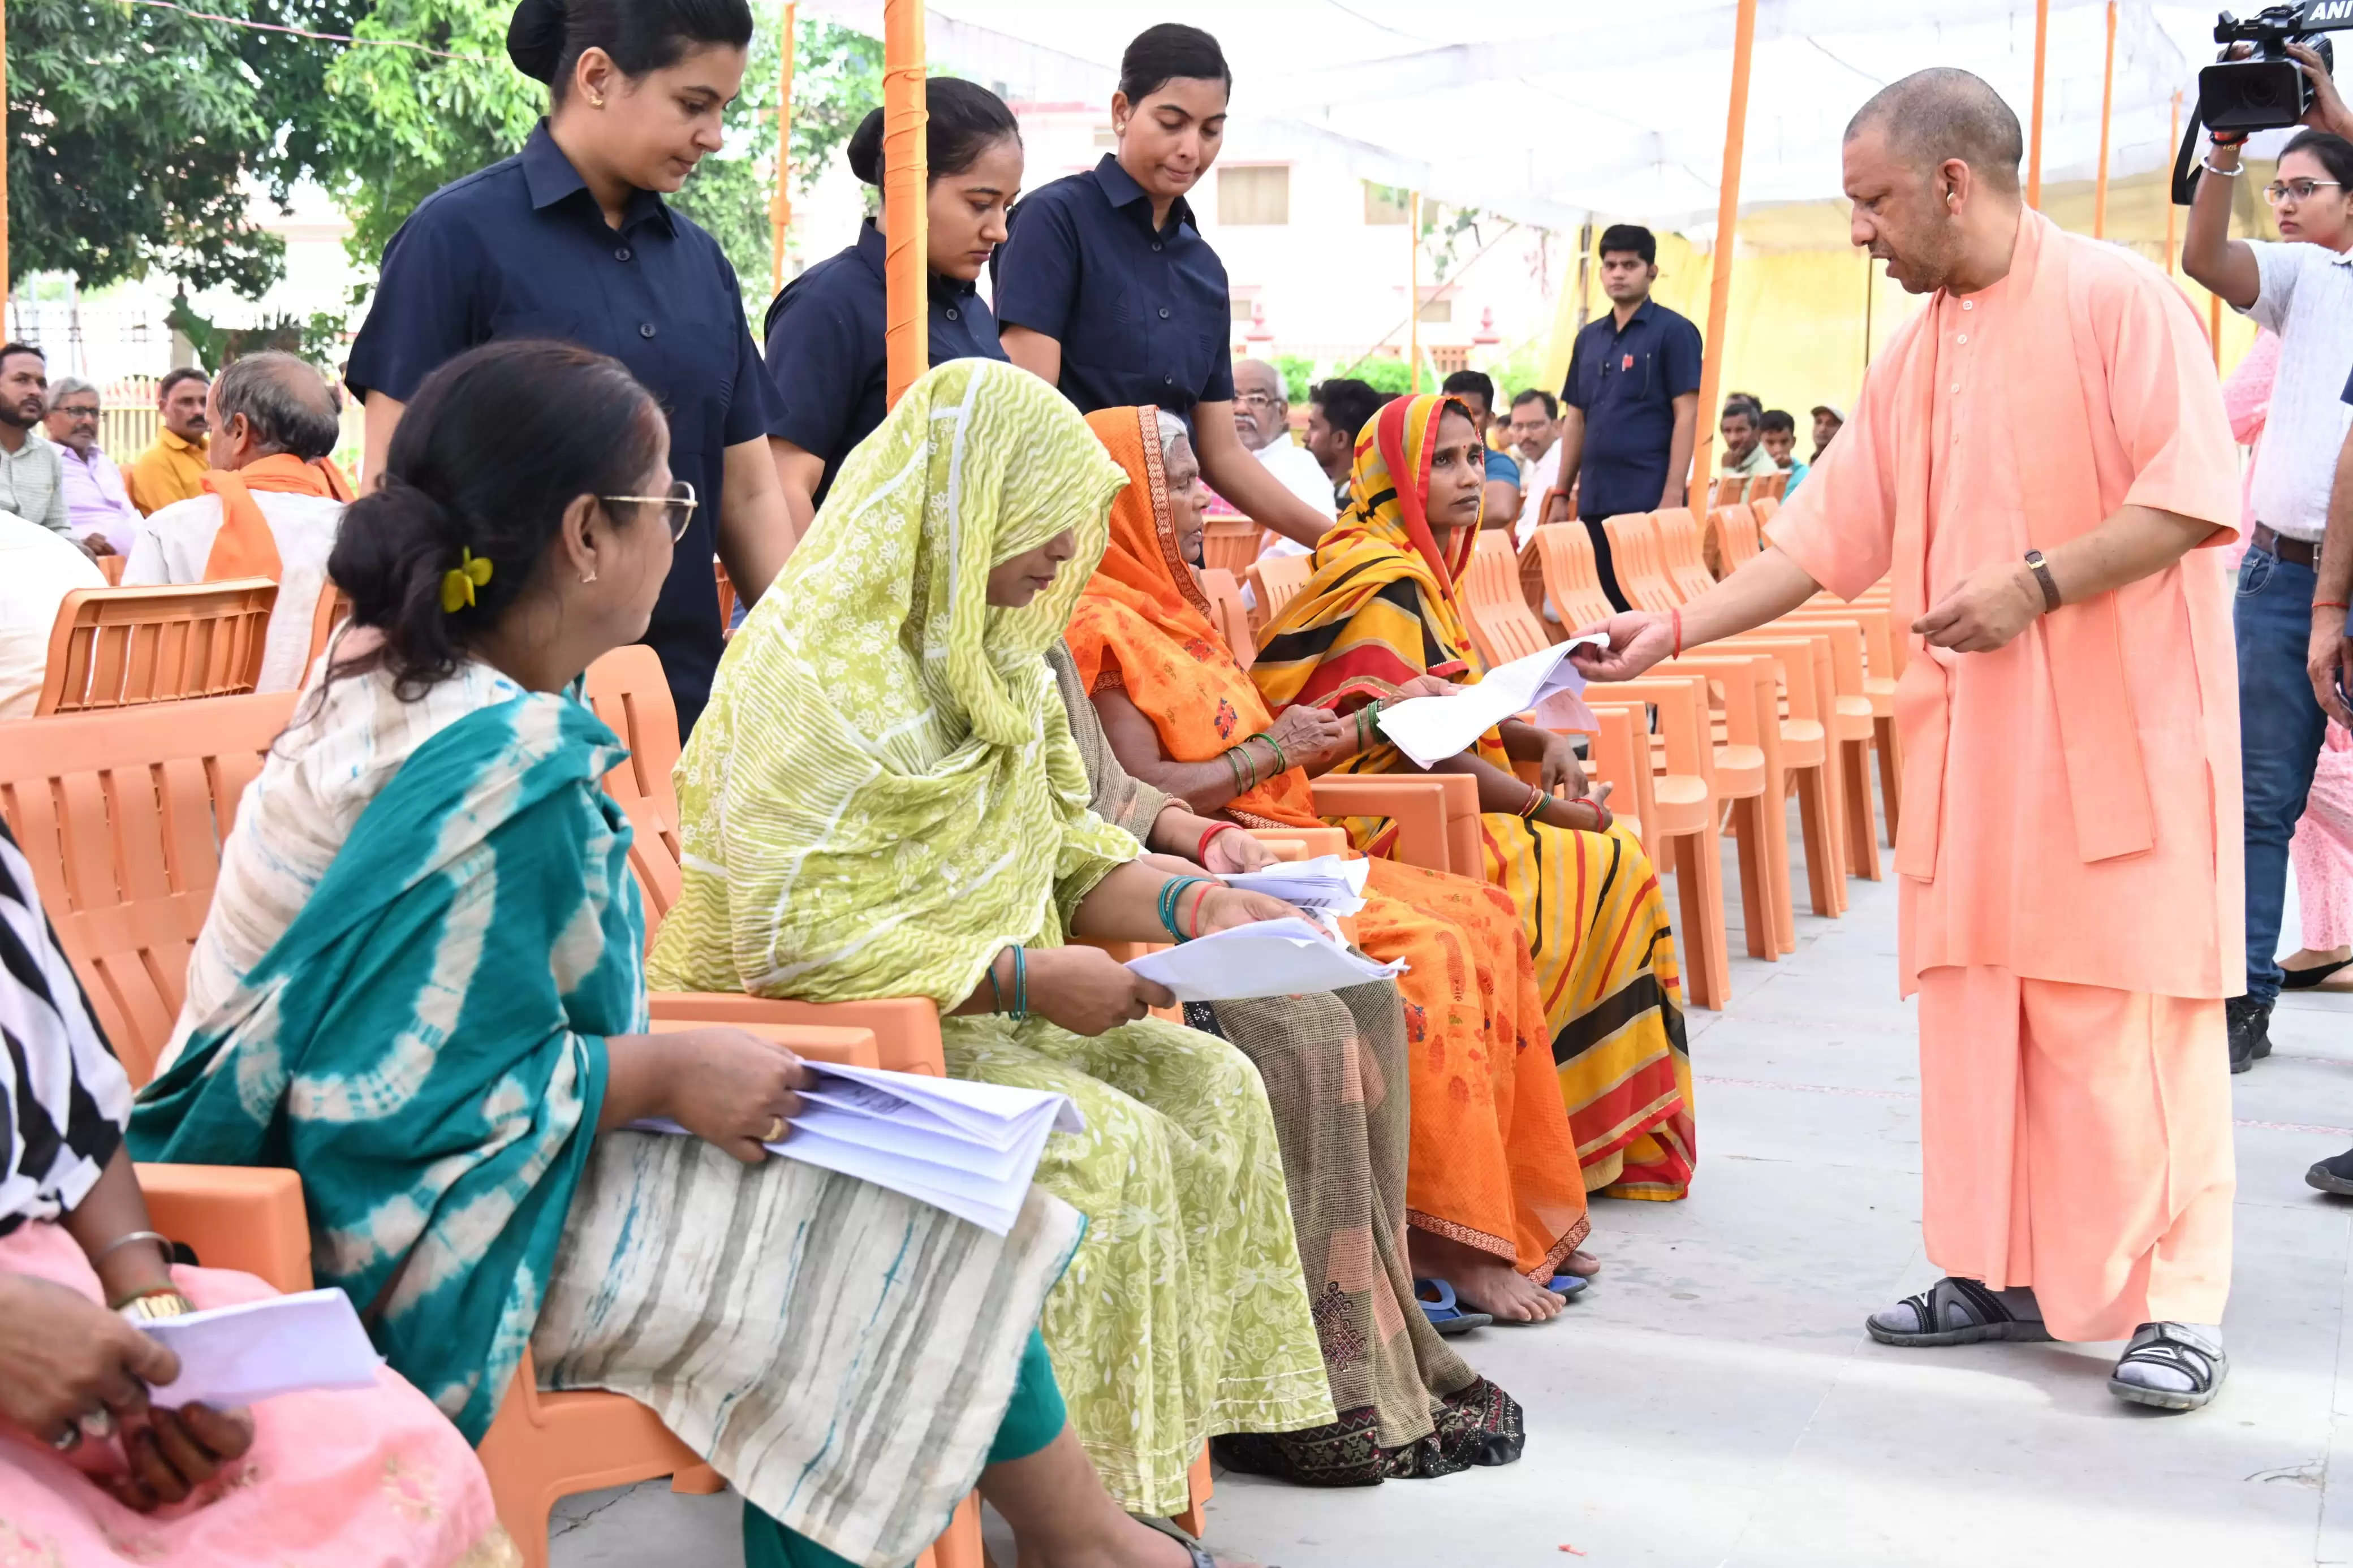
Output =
[{"x1": 552, "y1": 834, "x2": 2353, "y2": 1568}]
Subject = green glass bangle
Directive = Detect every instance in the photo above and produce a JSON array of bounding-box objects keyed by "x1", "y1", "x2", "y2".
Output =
[
  {"x1": 1013, "y1": 944, "x2": 1028, "y2": 1021},
  {"x1": 1261, "y1": 733, "x2": 1290, "y2": 775}
]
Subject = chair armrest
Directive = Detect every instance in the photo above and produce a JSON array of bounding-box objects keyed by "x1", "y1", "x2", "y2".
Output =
[
  {"x1": 1247, "y1": 826, "x2": 1349, "y2": 859},
  {"x1": 135, "y1": 1164, "x2": 313, "y2": 1294},
  {"x1": 645, "y1": 1017, "x2": 881, "y2": 1069},
  {"x1": 1308, "y1": 776, "x2": 1452, "y2": 874},
  {"x1": 649, "y1": 992, "x2": 946, "y2": 1076}
]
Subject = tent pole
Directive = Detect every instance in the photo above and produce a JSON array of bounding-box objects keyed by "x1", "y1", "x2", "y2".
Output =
[
  {"x1": 1, "y1": 0, "x2": 11, "y2": 332},
  {"x1": 1690, "y1": 0, "x2": 1756, "y2": 511},
  {"x1": 1409, "y1": 191, "x2": 1421, "y2": 394},
  {"x1": 2028, "y1": 0, "x2": 2050, "y2": 209},
  {"x1": 2093, "y1": 0, "x2": 2116, "y2": 236},
  {"x1": 1863, "y1": 254, "x2": 1874, "y2": 370},
  {"x1": 2210, "y1": 291, "x2": 2222, "y2": 371},
  {"x1": 2165, "y1": 92, "x2": 2182, "y2": 273},
  {"x1": 882, "y1": 0, "x2": 928, "y2": 408},
  {"x1": 770, "y1": 1, "x2": 798, "y2": 299}
]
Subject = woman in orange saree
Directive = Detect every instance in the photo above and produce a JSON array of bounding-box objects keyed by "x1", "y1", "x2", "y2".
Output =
[
  {"x1": 1068, "y1": 404, "x2": 1592, "y2": 1329},
  {"x1": 1249, "y1": 395, "x2": 1694, "y2": 1204}
]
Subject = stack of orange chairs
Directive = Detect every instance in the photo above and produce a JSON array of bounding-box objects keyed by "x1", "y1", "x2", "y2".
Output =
[
  {"x1": 1704, "y1": 503, "x2": 1761, "y2": 581},
  {"x1": 1200, "y1": 516, "x2": 1262, "y2": 580},
  {"x1": 1246, "y1": 552, "x2": 1312, "y2": 633},
  {"x1": 1744, "y1": 470, "x2": 1789, "y2": 504}
]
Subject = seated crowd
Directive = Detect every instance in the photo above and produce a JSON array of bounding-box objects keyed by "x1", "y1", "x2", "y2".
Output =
[{"x1": 0, "y1": 16, "x2": 1734, "y2": 1567}]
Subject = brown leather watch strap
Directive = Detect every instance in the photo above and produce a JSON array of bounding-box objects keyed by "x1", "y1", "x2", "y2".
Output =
[{"x1": 2024, "y1": 549, "x2": 2062, "y2": 613}]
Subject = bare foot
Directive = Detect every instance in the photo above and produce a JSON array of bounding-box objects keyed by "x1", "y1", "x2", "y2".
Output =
[
  {"x1": 1111, "y1": 1517, "x2": 1260, "y2": 1568},
  {"x1": 1567, "y1": 1249, "x2": 1600, "y2": 1277},
  {"x1": 1411, "y1": 1229, "x2": 1565, "y2": 1323}
]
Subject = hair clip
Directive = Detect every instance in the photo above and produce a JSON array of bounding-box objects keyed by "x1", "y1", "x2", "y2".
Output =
[{"x1": 441, "y1": 547, "x2": 493, "y2": 613}]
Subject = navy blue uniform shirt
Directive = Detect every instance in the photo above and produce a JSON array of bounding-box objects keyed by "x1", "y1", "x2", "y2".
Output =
[
  {"x1": 763, "y1": 218, "x2": 1007, "y2": 508},
  {"x1": 1559, "y1": 299, "x2": 1704, "y2": 519},
  {"x1": 992, "y1": 154, "x2": 1235, "y2": 419},
  {"x1": 345, "y1": 122, "x2": 770, "y2": 737}
]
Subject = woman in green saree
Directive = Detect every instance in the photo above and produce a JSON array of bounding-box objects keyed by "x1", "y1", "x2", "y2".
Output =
[
  {"x1": 650, "y1": 359, "x2": 1340, "y2": 1518},
  {"x1": 129, "y1": 340, "x2": 1248, "y2": 1568}
]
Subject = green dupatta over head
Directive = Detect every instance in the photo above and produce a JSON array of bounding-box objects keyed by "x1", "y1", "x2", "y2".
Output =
[
  {"x1": 128, "y1": 694, "x2": 639, "y2": 1441},
  {"x1": 650, "y1": 358, "x2": 1138, "y2": 1006}
]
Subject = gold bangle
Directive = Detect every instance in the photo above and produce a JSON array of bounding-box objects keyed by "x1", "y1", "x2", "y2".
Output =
[{"x1": 113, "y1": 1287, "x2": 196, "y2": 1321}]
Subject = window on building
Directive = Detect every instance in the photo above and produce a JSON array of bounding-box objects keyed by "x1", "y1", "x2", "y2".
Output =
[
  {"x1": 1417, "y1": 297, "x2": 1454, "y2": 325},
  {"x1": 1230, "y1": 297, "x2": 1255, "y2": 325},
  {"x1": 1364, "y1": 183, "x2": 1412, "y2": 226},
  {"x1": 1431, "y1": 345, "x2": 1471, "y2": 376},
  {"x1": 1218, "y1": 165, "x2": 1290, "y2": 226},
  {"x1": 1092, "y1": 124, "x2": 1117, "y2": 148}
]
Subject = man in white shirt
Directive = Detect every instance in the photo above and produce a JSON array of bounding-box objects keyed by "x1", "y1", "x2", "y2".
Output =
[
  {"x1": 1232, "y1": 358, "x2": 1338, "y2": 560},
  {"x1": 124, "y1": 352, "x2": 349, "y2": 694},
  {"x1": 1507, "y1": 388, "x2": 1562, "y2": 546},
  {"x1": 0, "y1": 509, "x2": 106, "y2": 718}
]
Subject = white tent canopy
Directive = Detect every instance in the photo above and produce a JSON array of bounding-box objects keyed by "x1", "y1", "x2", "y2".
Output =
[{"x1": 801, "y1": 1, "x2": 2270, "y2": 232}]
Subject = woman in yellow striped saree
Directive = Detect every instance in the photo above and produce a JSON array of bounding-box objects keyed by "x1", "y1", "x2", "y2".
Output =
[{"x1": 1251, "y1": 394, "x2": 1696, "y2": 1201}]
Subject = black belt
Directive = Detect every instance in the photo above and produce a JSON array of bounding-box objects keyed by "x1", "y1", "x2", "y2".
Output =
[{"x1": 2253, "y1": 522, "x2": 2317, "y2": 567}]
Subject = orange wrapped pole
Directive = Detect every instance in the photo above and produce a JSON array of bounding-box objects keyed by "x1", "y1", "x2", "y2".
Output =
[
  {"x1": 2093, "y1": 1, "x2": 2117, "y2": 236},
  {"x1": 1, "y1": 0, "x2": 11, "y2": 331},
  {"x1": 882, "y1": 0, "x2": 928, "y2": 408},
  {"x1": 2166, "y1": 92, "x2": 2182, "y2": 271},
  {"x1": 1408, "y1": 191, "x2": 1421, "y2": 393},
  {"x1": 2210, "y1": 290, "x2": 2223, "y2": 370},
  {"x1": 2027, "y1": 0, "x2": 2050, "y2": 209},
  {"x1": 1689, "y1": 0, "x2": 1756, "y2": 511},
  {"x1": 769, "y1": 1, "x2": 798, "y2": 298}
]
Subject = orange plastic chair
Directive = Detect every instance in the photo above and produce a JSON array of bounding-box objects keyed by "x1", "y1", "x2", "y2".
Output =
[
  {"x1": 1745, "y1": 470, "x2": 1788, "y2": 504},
  {"x1": 1766, "y1": 614, "x2": 1882, "y2": 882},
  {"x1": 37, "y1": 578, "x2": 278, "y2": 715},
  {"x1": 1460, "y1": 535, "x2": 1552, "y2": 668},
  {"x1": 1246, "y1": 553, "x2": 1312, "y2": 632},
  {"x1": 1201, "y1": 517, "x2": 1261, "y2": 580},
  {"x1": 1715, "y1": 633, "x2": 1847, "y2": 918},
  {"x1": 1600, "y1": 514, "x2": 1681, "y2": 616},
  {"x1": 1528, "y1": 524, "x2": 1620, "y2": 634},
  {"x1": 1199, "y1": 567, "x2": 1256, "y2": 668},
  {"x1": 1789, "y1": 596, "x2": 1903, "y2": 845},
  {"x1": 1581, "y1": 673, "x2": 1730, "y2": 1009},
  {"x1": 714, "y1": 559, "x2": 738, "y2": 634},
  {"x1": 1704, "y1": 505, "x2": 1761, "y2": 581},
  {"x1": 97, "y1": 553, "x2": 127, "y2": 585},
  {"x1": 1751, "y1": 495, "x2": 1781, "y2": 530},
  {"x1": 1568, "y1": 702, "x2": 1650, "y2": 848},
  {"x1": 303, "y1": 580, "x2": 352, "y2": 685},
  {"x1": 1652, "y1": 508, "x2": 1718, "y2": 603},
  {"x1": 1305, "y1": 776, "x2": 1462, "y2": 876},
  {"x1": 1710, "y1": 476, "x2": 1747, "y2": 507},
  {"x1": 1657, "y1": 653, "x2": 1791, "y2": 958}
]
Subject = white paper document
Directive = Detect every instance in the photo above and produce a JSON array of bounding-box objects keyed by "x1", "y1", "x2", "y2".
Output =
[
  {"x1": 136, "y1": 1288, "x2": 383, "y2": 1409},
  {"x1": 1217, "y1": 854, "x2": 1371, "y2": 915},
  {"x1": 1124, "y1": 917, "x2": 1406, "y2": 1003},
  {"x1": 1373, "y1": 636, "x2": 1608, "y2": 768},
  {"x1": 632, "y1": 1061, "x2": 1083, "y2": 1236}
]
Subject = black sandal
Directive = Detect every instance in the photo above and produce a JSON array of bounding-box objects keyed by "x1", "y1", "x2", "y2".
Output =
[
  {"x1": 1865, "y1": 1276, "x2": 2053, "y2": 1347},
  {"x1": 1132, "y1": 1514, "x2": 1218, "y2": 1567},
  {"x1": 2109, "y1": 1322, "x2": 2227, "y2": 1411}
]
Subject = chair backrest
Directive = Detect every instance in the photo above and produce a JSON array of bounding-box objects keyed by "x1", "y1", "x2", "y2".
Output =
[
  {"x1": 1528, "y1": 524, "x2": 1619, "y2": 633},
  {"x1": 714, "y1": 559, "x2": 737, "y2": 636},
  {"x1": 1201, "y1": 517, "x2": 1260, "y2": 581},
  {"x1": 1247, "y1": 553, "x2": 1312, "y2": 630},
  {"x1": 1601, "y1": 513, "x2": 1682, "y2": 615},
  {"x1": 38, "y1": 579, "x2": 278, "y2": 715},
  {"x1": 97, "y1": 554, "x2": 126, "y2": 586},
  {"x1": 0, "y1": 693, "x2": 299, "y2": 1085},
  {"x1": 1711, "y1": 476, "x2": 1746, "y2": 507},
  {"x1": 302, "y1": 580, "x2": 352, "y2": 686},
  {"x1": 1746, "y1": 470, "x2": 1788, "y2": 504},
  {"x1": 581, "y1": 645, "x2": 686, "y2": 939},
  {"x1": 1198, "y1": 568, "x2": 1256, "y2": 668},
  {"x1": 1750, "y1": 495, "x2": 1779, "y2": 529},
  {"x1": 1653, "y1": 508, "x2": 1718, "y2": 603},
  {"x1": 1705, "y1": 504, "x2": 1761, "y2": 580},
  {"x1": 1460, "y1": 537, "x2": 1553, "y2": 667}
]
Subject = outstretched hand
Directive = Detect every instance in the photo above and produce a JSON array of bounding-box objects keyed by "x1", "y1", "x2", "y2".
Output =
[
  {"x1": 1913, "y1": 561, "x2": 2041, "y2": 653},
  {"x1": 1569, "y1": 612, "x2": 1675, "y2": 682}
]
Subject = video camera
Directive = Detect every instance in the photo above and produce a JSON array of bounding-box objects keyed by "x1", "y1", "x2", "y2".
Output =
[{"x1": 2172, "y1": 1, "x2": 2353, "y2": 202}]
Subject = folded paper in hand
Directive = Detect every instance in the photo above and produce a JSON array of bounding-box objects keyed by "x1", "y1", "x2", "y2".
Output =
[
  {"x1": 632, "y1": 1062, "x2": 1082, "y2": 1236},
  {"x1": 136, "y1": 1288, "x2": 383, "y2": 1409},
  {"x1": 1124, "y1": 917, "x2": 1405, "y2": 1003},
  {"x1": 1373, "y1": 636, "x2": 1608, "y2": 768},
  {"x1": 1217, "y1": 854, "x2": 1370, "y2": 915}
]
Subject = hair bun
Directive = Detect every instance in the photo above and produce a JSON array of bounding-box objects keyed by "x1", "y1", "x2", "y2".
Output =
[
  {"x1": 506, "y1": 0, "x2": 568, "y2": 81},
  {"x1": 846, "y1": 106, "x2": 885, "y2": 186}
]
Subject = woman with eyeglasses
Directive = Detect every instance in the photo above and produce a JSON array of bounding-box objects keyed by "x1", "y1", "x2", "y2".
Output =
[
  {"x1": 2182, "y1": 96, "x2": 2353, "y2": 1069},
  {"x1": 343, "y1": 0, "x2": 790, "y2": 741}
]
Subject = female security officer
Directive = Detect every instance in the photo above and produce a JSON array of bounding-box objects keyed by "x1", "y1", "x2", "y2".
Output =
[{"x1": 345, "y1": 0, "x2": 788, "y2": 736}]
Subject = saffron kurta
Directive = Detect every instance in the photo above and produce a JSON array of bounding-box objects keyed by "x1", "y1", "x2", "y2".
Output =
[{"x1": 1766, "y1": 210, "x2": 2243, "y2": 1341}]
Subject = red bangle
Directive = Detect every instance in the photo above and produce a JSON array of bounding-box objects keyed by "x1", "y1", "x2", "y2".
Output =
[
  {"x1": 1196, "y1": 822, "x2": 1240, "y2": 862},
  {"x1": 2317, "y1": 601, "x2": 2351, "y2": 613},
  {"x1": 1183, "y1": 879, "x2": 1217, "y2": 939},
  {"x1": 1671, "y1": 607, "x2": 1684, "y2": 658}
]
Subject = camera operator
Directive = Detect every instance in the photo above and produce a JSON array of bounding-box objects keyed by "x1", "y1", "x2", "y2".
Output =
[{"x1": 2183, "y1": 40, "x2": 2353, "y2": 1072}]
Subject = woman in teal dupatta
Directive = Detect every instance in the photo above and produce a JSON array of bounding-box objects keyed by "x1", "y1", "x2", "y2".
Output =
[{"x1": 128, "y1": 340, "x2": 1240, "y2": 1568}]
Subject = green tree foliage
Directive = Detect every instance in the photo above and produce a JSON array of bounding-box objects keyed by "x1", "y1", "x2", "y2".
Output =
[
  {"x1": 1269, "y1": 353, "x2": 1317, "y2": 405},
  {"x1": 5, "y1": 0, "x2": 356, "y2": 293}
]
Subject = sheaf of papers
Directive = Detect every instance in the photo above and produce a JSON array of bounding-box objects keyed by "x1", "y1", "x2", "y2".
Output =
[
  {"x1": 1217, "y1": 854, "x2": 1370, "y2": 915},
  {"x1": 1124, "y1": 917, "x2": 1406, "y2": 1003},
  {"x1": 1373, "y1": 636, "x2": 1608, "y2": 768},
  {"x1": 135, "y1": 1288, "x2": 383, "y2": 1409},
  {"x1": 632, "y1": 1061, "x2": 1082, "y2": 1236}
]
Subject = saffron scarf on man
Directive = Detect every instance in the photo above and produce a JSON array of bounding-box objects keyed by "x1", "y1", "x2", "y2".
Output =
[
  {"x1": 200, "y1": 451, "x2": 355, "y2": 582},
  {"x1": 1248, "y1": 394, "x2": 1699, "y2": 1200}
]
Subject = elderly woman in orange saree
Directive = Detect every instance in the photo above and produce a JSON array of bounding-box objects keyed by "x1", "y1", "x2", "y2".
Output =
[
  {"x1": 1068, "y1": 403, "x2": 1593, "y2": 1329},
  {"x1": 1243, "y1": 394, "x2": 1694, "y2": 1206}
]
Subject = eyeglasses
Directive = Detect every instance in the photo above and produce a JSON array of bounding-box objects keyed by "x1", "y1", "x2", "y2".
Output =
[
  {"x1": 1234, "y1": 391, "x2": 1283, "y2": 408},
  {"x1": 600, "y1": 479, "x2": 697, "y2": 541},
  {"x1": 51, "y1": 404, "x2": 99, "y2": 421},
  {"x1": 2265, "y1": 178, "x2": 2344, "y2": 205}
]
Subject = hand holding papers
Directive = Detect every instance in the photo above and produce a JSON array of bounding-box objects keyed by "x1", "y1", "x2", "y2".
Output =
[
  {"x1": 136, "y1": 1289, "x2": 383, "y2": 1409},
  {"x1": 634, "y1": 1062, "x2": 1081, "y2": 1236},
  {"x1": 1374, "y1": 636, "x2": 1609, "y2": 768},
  {"x1": 1124, "y1": 917, "x2": 1405, "y2": 1003},
  {"x1": 1216, "y1": 854, "x2": 1370, "y2": 916}
]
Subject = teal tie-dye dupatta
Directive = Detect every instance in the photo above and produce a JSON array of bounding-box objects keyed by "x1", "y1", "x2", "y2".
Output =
[{"x1": 129, "y1": 691, "x2": 641, "y2": 1441}]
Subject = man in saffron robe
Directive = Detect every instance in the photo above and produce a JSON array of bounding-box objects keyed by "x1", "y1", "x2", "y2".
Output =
[{"x1": 1576, "y1": 68, "x2": 2243, "y2": 1411}]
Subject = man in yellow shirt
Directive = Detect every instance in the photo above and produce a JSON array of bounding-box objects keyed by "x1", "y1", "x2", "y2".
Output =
[{"x1": 123, "y1": 368, "x2": 211, "y2": 516}]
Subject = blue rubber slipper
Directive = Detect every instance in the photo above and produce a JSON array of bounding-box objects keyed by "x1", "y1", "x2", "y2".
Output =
[
  {"x1": 1548, "y1": 1273, "x2": 1590, "y2": 1299},
  {"x1": 1414, "y1": 1277, "x2": 1492, "y2": 1336}
]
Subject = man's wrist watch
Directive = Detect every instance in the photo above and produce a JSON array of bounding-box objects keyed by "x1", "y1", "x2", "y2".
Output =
[{"x1": 2024, "y1": 550, "x2": 2062, "y2": 613}]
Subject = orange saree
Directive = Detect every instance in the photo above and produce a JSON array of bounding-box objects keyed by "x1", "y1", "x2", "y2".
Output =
[{"x1": 1068, "y1": 404, "x2": 1587, "y2": 1278}]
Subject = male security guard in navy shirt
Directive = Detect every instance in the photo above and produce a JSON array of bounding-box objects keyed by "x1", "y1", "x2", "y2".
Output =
[{"x1": 1548, "y1": 223, "x2": 1704, "y2": 610}]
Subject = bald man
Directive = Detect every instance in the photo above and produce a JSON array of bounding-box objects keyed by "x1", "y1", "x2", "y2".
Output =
[
  {"x1": 124, "y1": 351, "x2": 354, "y2": 692},
  {"x1": 1231, "y1": 358, "x2": 1338, "y2": 558},
  {"x1": 1577, "y1": 68, "x2": 2243, "y2": 1411}
]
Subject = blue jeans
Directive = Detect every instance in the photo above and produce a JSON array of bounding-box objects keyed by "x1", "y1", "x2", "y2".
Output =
[{"x1": 2237, "y1": 546, "x2": 2328, "y2": 1005}]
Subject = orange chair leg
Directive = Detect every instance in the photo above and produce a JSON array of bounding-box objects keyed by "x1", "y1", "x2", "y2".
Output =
[
  {"x1": 1840, "y1": 740, "x2": 1884, "y2": 882},
  {"x1": 1173, "y1": 1446, "x2": 1214, "y2": 1540},
  {"x1": 1791, "y1": 772, "x2": 1842, "y2": 919},
  {"x1": 671, "y1": 1463, "x2": 725, "y2": 1494},
  {"x1": 1670, "y1": 827, "x2": 1731, "y2": 1010},
  {"x1": 1874, "y1": 718, "x2": 1903, "y2": 848},
  {"x1": 1729, "y1": 797, "x2": 1776, "y2": 962},
  {"x1": 926, "y1": 1494, "x2": 986, "y2": 1568}
]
